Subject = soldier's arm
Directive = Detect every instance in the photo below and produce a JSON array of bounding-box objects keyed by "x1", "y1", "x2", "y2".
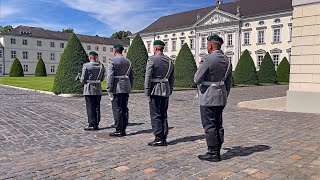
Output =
[
  {"x1": 194, "y1": 59, "x2": 208, "y2": 85},
  {"x1": 169, "y1": 62, "x2": 174, "y2": 95},
  {"x1": 106, "y1": 60, "x2": 115, "y2": 93},
  {"x1": 129, "y1": 67, "x2": 134, "y2": 87},
  {"x1": 101, "y1": 64, "x2": 106, "y2": 82},
  {"x1": 225, "y1": 64, "x2": 233, "y2": 97},
  {"x1": 144, "y1": 59, "x2": 154, "y2": 96},
  {"x1": 80, "y1": 64, "x2": 87, "y2": 84}
]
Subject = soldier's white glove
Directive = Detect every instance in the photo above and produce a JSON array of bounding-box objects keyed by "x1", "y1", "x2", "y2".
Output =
[
  {"x1": 108, "y1": 93, "x2": 114, "y2": 101},
  {"x1": 148, "y1": 96, "x2": 151, "y2": 102}
]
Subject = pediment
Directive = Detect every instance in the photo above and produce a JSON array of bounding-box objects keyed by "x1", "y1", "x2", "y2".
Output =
[{"x1": 195, "y1": 10, "x2": 239, "y2": 27}]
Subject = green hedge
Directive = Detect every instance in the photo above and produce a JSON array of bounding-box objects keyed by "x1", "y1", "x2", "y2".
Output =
[
  {"x1": 258, "y1": 52, "x2": 278, "y2": 83},
  {"x1": 52, "y1": 33, "x2": 89, "y2": 94},
  {"x1": 126, "y1": 34, "x2": 148, "y2": 90},
  {"x1": 277, "y1": 57, "x2": 290, "y2": 82},
  {"x1": 35, "y1": 58, "x2": 47, "y2": 77},
  {"x1": 234, "y1": 50, "x2": 258, "y2": 85},
  {"x1": 174, "y1": 43, "x2": 197, "y2": 88},
  {"x1": 9, "y1": 58, "x2": 24, "y2": 77}
]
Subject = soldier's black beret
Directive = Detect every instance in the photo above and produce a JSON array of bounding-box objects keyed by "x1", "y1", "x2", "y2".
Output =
[
  {"x1": 153, "y1": 40, "x2": 165, "y2": 46},
  {"x1": 207, "y1": 35, "x2": 224, "y2": 44},
  {"x1": 89, "y1": 51, "x2": 98, "y2": 56}
]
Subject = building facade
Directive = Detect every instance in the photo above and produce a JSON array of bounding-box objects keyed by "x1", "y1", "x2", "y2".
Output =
[
  {"x1": 0, "y1": 26, "x2": 129, "y2": 76},
  {"x1": 134, "y1": 0, "x2": 293, "y2": 70}
]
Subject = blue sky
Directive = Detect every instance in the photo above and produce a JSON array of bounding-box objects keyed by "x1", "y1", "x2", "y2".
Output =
[{"x1": 0, "y1": 0, "x2": 233, "y2": 37}]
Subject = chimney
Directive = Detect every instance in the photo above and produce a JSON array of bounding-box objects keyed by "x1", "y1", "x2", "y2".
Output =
[
  {"x1": 216, "y1": 0, "x2": 222, "y2": 9},
  {"x1": 197, "y1": 13, "x2": 201, "y2": 20}
]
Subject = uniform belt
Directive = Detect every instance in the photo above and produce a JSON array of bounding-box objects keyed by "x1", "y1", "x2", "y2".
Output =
[
  {"x1": 114, "y1": 75, "x2": 129, "y2": 79},
  {"x1": 202, "y1": 81, "x2": 225, "y2": 86},
  {"x1": 151, "y1": 78, "x2": 168, "y2": 83},
  {"x1": 86, "y1": 80, "x2": 101, "y2": 84}
]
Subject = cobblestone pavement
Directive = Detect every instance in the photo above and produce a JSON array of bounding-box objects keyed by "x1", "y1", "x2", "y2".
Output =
[{"x1": 0, "y1": 85, "x2": 320, "y2": 180}]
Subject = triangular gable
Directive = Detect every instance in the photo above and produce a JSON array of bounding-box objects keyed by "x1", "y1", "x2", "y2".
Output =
[{"x1": 194, "y1": 9, "x2": 240, "y2": 27}]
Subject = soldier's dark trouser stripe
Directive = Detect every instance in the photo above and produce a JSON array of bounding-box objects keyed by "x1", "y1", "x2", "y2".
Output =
[
  {"x1": 200, "y1": 106, "x2": 225, "y2": 150},
  {"x1": 85, "y1": 95, "x2": 101, "y2": 127},
  {"x1": 149, "y1": 96, "x2": 169, "y2": 140},
  {"x1": 112, "y1": 94, "x2": 129, "y2": 132}
]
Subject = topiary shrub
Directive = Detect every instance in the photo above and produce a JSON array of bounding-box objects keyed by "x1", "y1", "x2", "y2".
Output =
[
  {"x1": 35, "y1": 58, "x2": 47, "y2": 77},
  {"x1": 52, "y1": 33, "x2": 89, "y2": 94},
  {"x1": 126, "y1": 34, "x2": 148, "y2": 90},
  {"x1": 258, "y1": 52, "x2": 278, "y2": 83},
  {"x1": 9, "y1": 58, "x2": 24, "y2": 77},
  {"x1": 174, "y1": 43, "x2": 197, "y2": 88},
  {"x1": 234, "y1": 50, "x2": 258, "y2": 85},
  {"x1": 277, "y1": 57, "x2": 290, "y2": 82}
]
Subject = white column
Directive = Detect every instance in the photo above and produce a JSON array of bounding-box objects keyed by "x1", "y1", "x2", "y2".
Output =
[
  {"x1": 195, "y1": 33, "x2": 200, "y2": 65},
  {"x1": 234, "y1": 29, "x2": 240, "y2": 69}
]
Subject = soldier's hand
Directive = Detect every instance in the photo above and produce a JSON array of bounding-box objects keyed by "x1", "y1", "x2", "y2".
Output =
[
  {"x1": 108, "y1": 93, "x2": 114, "y2": 101},
  {"x1": 148, "y1": 96, "x2": 151, "y2": 102}
]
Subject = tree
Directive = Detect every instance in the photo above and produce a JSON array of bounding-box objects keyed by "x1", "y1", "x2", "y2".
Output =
[
  {"x1": 126, "y1": 34, "x2": 148, "y2": 90},
  {"x1": 174, "y1": 43, "x2": 197, "y2": 88},
  {"x1": 258, "y1": 52, "x2": 278, "y2": 83},
  {"x1": 62, "y1": 28, "x2": 74, "y2": 33},
  {"x1": 0, "y1": 25, "x2": 13, "y2": 33},
  {"x1": 111, "y1": 31, "x2": 132, "y2": 40},
  {"x1": 276, "y1": 57, "x2": 290, "y2": 82},
  {"x1": 9, "y1": 58, "x2": 24, "y2": 77},
  {"x1": 35, "y1": 58, "x2": 47, "y2": 77},
  {"x1": 52, "y1": 33, "x2": 89, "y2": 94},
  {"x1": 234, "y1": 50, "x2": 259, "y2": 85}
]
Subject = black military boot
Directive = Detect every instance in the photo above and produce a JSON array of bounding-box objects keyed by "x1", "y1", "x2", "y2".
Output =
[
  {"x1": 148, "y1": 137, "x2": 167, "y2": 147},
  {"x1": 198, "y1": 147, "x2": 221, "y2": 162},
  {"x1": 109, "y1": 131, "x2": 126, "y2": 137}
]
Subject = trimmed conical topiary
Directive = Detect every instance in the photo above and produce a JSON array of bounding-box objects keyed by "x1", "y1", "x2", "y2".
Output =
[
  {"x1": 9, "y1": 58, "x2": 24, "y2": 77},
  {"x1": 35, "y1": 58, "x2": 47, "y2": 77},
  {"x1": 234, "y1": 50, "x2": 258, "y2": 85},
  {"x1": 126, "y1": 34, "x2": 148, "y2": 90},
  {"x1": 277, "y1": 57, "x2": 290, "y2": 82},
  {"x1": 258, "y1": 52, "x2": 278, "y2": 83},
  {"x1": 175, "y1": 43, "x2": 197, "y2": 88},
  {"x1": 53, "y1": 33, "x2": 89, "y2": 94}
]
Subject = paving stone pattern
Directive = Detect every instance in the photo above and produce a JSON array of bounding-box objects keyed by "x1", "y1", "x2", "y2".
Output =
[{"x1": 0, "y1": 85, "x2": 319, "y2": 180}]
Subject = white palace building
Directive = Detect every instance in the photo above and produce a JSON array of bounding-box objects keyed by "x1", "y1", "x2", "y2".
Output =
[
  {"x1": 135, "y1": 0, "x2": 293, "y2": 70},
  {"x1": 0, "y1": 26, "x2": 129, "y2": 76}
]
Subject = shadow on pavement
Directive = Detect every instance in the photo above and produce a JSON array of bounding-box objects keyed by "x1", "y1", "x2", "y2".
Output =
[
  {"x1": 99, "y1": 122, "x2": 144, "y2": 130},
  {"x1": 168, "y1": 135, "x2": 205, "y2": 145},
  {"x1": 222, "y1": 145, "x2": 271, "y2": 160},
  {"x1": 127, "y1": 127, "x2": 174, "y2": 136}
]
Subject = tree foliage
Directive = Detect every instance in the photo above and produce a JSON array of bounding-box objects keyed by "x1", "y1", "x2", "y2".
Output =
[
  {"x1": 234, "y1": 50, "x2": 259, "y2": 85},
  {"x1": 258, "y1": 52, "x2": 278, "y2": 83},
  {"x1": 276, "y1": 57, "x2": 290, "y2": 82},
  {"x1": 9, "y1": 58, "x2": 24, "y2": 77},
  {"x1": 126, "y1": 34, "x2": 148, "y2": 90},
  {"x1": 0, "y1": 25, "x2": 13, "y2": 33},
  {"x1": 111, "y1": 31, "x2": 132, "y2": 40},
  {"x1": 62, "y1": 28, "x2": 74, "y2": 33},
  {"x1": 35, "y1": 58, "x2": 47, "y2": 77}
]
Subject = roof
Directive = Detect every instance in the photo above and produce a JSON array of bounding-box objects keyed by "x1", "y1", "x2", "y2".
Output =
[
  {"x1": 3, "y1": 26, "x2": 130, "y2": 46},
  {"x1": 139, "y1": 0, "x2": 292, "y2": 34}
]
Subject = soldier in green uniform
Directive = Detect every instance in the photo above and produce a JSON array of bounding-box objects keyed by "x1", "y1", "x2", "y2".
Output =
[
  {"x1": 194, "y1": 35, "x2": 232, "y2": 161},
  {"x1": 80, "y1": 51, "x2": 105, "y2": 131},
  {"x1": 145, "y1": 40, "x2": 174, "y2": 146}
]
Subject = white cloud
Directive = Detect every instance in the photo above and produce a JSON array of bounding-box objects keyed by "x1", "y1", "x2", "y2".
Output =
[{"x1": 0, "y1": 6, "x2": 21, "y2": 19}]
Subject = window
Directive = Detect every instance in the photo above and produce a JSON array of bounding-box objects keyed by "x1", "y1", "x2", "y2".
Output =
[
  {"x1": 37, "y1": 41, "x2": 42, "y2": 46},
  {"x1": 181, "y1": 39, "x2": 185, "y2": 46},
  {"x1": 11, "y1": 51, "x2": 16, "y2": 58},
  {"x1": 11, "y1": 38, "x2": 16, "y2": 44},
  {"x1": 37, "y1": 52, "x2": 42, "y2": 59},
  {"x1": 60, "y1": 43, "x2": 64, "y2": 48},
  {"x1": 245, "y1": 23, "x2": 250, "y2": 27},
  {"x1": 190, "y1": 39, "x2": 194, "y2": 49},
  {"x1": 103, "y1": 47, "x2": 106, "y2": 52},
  {"x1": 87, "y1": 45, "x2": 91, "y2": 50},
  {"x1": 103, "y1": 56, "x2": 107, "y2": 63},
  {"x1": 244, "y1": 32, "x2": 250, "y2": 45},
  {"x1": 227, "y1": 34, "x2": 233, "y2": 46},
  {"x1": 50, "y1": 53, "x2": 55, "y2": 60},
  {"x1": 0, "y1": 50, "x2": 2, "y2": 58},
  {"x1": 201, "y1": 37, "x2": 206, "y2": 49},
  {"x1": 110, "y1": 47, "x2": 114, "y2": 52},
  {"x1": 258, "y1": 30, "x2": 265, "y2": 44},
  {"x1": 23, "y1": 51, "x2": 28, "y2": 59},
  {"x1": 273, "y1": 54, "x2": 279, "y2": 68},
  {"x1": 164, "y1": 41, "x2": 168, "y2": 52},
  {"x1": 172, "y1": 40, "x2": 176, "y2": 51},
  {"x1": 147, "y1": 42, "x2": 151, "y2": 52},
  {"x1": 257, "y1": 55, "x2": 264, "y2": 68},
  {"x1": 23, "y1": 39, "x2": 28, "y2": 45},
  {"x1": 50, "y1": 42, "x2": 55, "y2": 47},
  {"x1": 273, "y1": 29, "x2": 281, "y2": 42},
  {"x1": 259, "y1": 21, "x2": 265, "y2": 26},
  {"x1": 23, "y1": 65, "x2": 28, "y2": 72},
  {"x1": 95, "y1": 46, "x2": 99, "y2": 51},
  {"x1": 0, "y1": 64, "x2": 2, "y2": 74},
  {"x1": 51, "y1": 65, "x2": 55, "y2": 73},
  {"x1": 274, "y1": 19, "x2": 281, "y2": 23}
]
